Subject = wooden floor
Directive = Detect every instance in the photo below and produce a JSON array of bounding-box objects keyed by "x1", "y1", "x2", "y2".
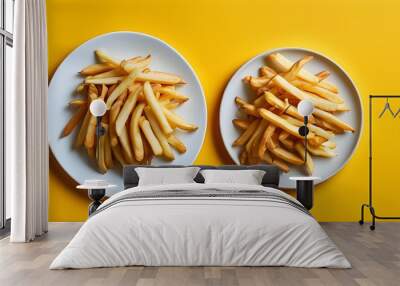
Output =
[{"x1": 0, "y1": 222, "x2": 399, "y2": 286}]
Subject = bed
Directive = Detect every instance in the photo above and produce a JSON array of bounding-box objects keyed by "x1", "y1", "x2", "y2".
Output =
[{"x1": 50, "y1": 165, "x2": 350, "y2": 269}]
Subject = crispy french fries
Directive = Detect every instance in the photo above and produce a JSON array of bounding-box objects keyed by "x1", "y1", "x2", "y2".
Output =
[
  {"x1": 292, "y1": 79, "x2": 344, "y2": 104},
  {"x1": 63, "y1": 50, "x2": 198, "y2": 173},
  {"x1": 233, "y1": 119, "x2": 259, "y2": 147},
  {"x1": 267, "y1": 52, "x2": 338, "y2": 93},
  {"x1": 118, "y1": 125, "x2": 135, "y2": 164},
  {"x1": 245, "y1": 120, "x2": 268, "y2": 153},
  {"x1": 233, "y1": 118, "x2": 252, "y2": 130},
  {"x1": 74, "y1": 109, "x2": 91, "y2": 148},
  {"x1": 143, "y1": 81, "x2": 173, "y2": 135},
  {"x1": 115, "y1": 84, "x2": 141, "y2": 136},
  {"x1": 97, "y1": 125, "x2": 108, "y2": 174},
  {"x1": 104, "y1": 128, "x2": 113, "y2": 169},
  {"x1": 106, "y1": 68, "x2": 140, "y2": 109},
  {"x1": 271, "y1": 156, "x2": 289, "y2": 173},
  {"x1": 263, "y1": 92, "x2": 308, "y2": 122},
  {"x1": 137, "y1": 71, "x2": 185, "y2": 85},
  {"x1": 61, "y1": 105, "x2": 87, "y2": 138},
  {"x1": 91, "y1": 69, "x2": 126, "y2": 79},
  {"x1": 95, "y1": 50, "x2": 120, "y2": 67},
  {"x1": 270, "y1": 147, "x2": 304, "y2": 165},
  {"x1": 278, "y1": 131, "x2": 295, "y2": 150},
  {"x1": 234, "y1": 52, "x2": 355, "y2": 175},
  {"x1": 130, "y1": 103, "x2": 145, "y2": 161},
  {"x1": 121, "y1": 55, "x2": 151, "y2": 73},
  {"x1": 80, "y1": 63, "x2": 114, "y2": 76},
  {"x1": 167, "y1": 134, "x2": 187, "y2": 153},
  {"x1": 111, "y1": 143, "x2": 126, "y2": 166},
  {"x1": 313, "y1": 108, "x2": 355, "y2": 132},
  {"x1": 307, "y1": 144, "x2": 336, "y2": 158},
  {"x1": 162, "y1": 107, "x2": 198, "y2": 131},
  {"x1": 69, "y1": 99, "x2": 87, "y2": 108},
  {"x1": 139, "y1": 116, "x2": 163, "y2": 156},
  {"x1": 145, "y1": 107, "x2": 174, "y2": 160},
  {"x1": 281, "y1": 115, "x2": 334, "y2": 140},
  {"x1": 156, "y1": 87, "x2": 189, "y2": 102},
  {"x1": 271, "y1": 74, "x2": 341, "y2": 112},
  {"x1": 258, "y1": 108, "x2": 315, "y2": 140}
]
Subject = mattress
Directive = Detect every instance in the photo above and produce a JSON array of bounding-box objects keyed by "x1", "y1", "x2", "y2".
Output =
[{"x1": 50, "y1": 183, "x2": 350, "y2": 269}]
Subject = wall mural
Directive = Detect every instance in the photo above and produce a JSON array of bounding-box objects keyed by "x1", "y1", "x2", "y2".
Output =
[{"x1": 49, "y1": 32, "x2": 363, "y2": 194}]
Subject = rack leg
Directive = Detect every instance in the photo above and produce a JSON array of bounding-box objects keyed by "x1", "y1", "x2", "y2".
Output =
[
  {"x1": 359, "y1": 204, "x2": 368, "y2": 225},
  {"x1": 370, "y1": 206, "x2": 376, "y2": 231}
]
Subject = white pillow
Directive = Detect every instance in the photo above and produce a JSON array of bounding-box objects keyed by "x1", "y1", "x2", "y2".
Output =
[
  {"x1": 136, "y1": 167, "x2": 201, "y2": 186},
  {"x1": 200, "y1": 169, "x2": 266, "y2": 185}
]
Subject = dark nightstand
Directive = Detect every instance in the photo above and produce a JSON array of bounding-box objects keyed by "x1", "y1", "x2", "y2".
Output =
[{"x1": 289, "y1": 177, "x2": 320, "y2": 210}]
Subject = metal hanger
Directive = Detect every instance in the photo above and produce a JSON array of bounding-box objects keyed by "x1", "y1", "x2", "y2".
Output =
[{"x1": 378, "y1": 98, "x2": 395, "y2": 118}]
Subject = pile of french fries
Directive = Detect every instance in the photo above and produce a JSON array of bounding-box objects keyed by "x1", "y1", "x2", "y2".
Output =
[
  {"x1": 233, "y1": 52, "x2": 355, "y2": 175},
  {"x1": 61, "y1": 50, "x2": 198, "y2": 173}
]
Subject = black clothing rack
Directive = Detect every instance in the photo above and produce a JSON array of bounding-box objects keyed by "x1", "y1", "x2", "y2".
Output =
[{"x1": 359, "y1": 95, "x2": 400, "y2": 230}]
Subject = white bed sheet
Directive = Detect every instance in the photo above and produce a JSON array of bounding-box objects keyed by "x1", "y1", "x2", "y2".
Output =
[{"x1": 50, "y1": 183, "x2": 350, "y2": 269}]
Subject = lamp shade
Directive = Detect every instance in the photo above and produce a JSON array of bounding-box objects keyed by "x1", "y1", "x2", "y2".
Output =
[
  {"x1": 89, "y1": 99, "x2": 107, "y2": 117},
  {"x1": 298, "y1": 100, "x2": 314, "y2": 117}
]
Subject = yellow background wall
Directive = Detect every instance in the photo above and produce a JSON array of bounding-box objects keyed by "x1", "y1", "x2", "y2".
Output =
[{"x1": 47, "y1": 0, "x2": 400, "y2": 222}]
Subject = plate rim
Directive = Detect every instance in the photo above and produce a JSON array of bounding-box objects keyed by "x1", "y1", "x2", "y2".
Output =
[
  {"x1": 219, "y1": 46, "x2": 364, "y2": 188},
  {"x1": 48, "y1": 31, "x2": 207, "y2": 185}
]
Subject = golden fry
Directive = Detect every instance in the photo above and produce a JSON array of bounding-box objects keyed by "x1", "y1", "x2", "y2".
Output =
[
  {"x1": 162, "y1": 106, "x2": 198, "y2": 131},
  {"x1": 104, "y1": 129, "x2": 113, "y2": 169},
  {"x1": 115, "y1": 84, "x2": 141, "y2": 136},
  {"x1": 258, "y1": 124, "x2": 275, "y2": 158},
  {"x1": 95, "y1": 50, "x2": 120, "y2": 67},
  {"x1": 118, "y1": 125, "x2": 135, "y2": 163},
  {"x1": 313, "y1": 108, "x2": 355, "y2": 132},
  {"x1": 167, "y1": 134, "x2": 186, "y2": 153},
  {"x1": 137, "y1": 71, "x2": 185, "y2": 85},
  {"x1": 111, "y1": 143, "x2": 126, "y2": 166},
  {"x1": 97, "y1": 125, "x2": 108, "y2": 174},
  {"x1": 69, "y1": 99, "x2": 87, "y2": 108},
  {"x1": 130, "y1": 103, "x2": 145, "y2": 161},
  {"x1": 91, "y1": 68, "x2": 126, "y2": 79},
  {"x1": 80, "y1": 63, "x2": 113, "y2": 76},
  {"x1": 61, "y1": 105, "x2": 87, "y2": 138},
  {"x1": 292, "y1": 79, "x2": 344, "y2": 104},
  {"x1": 233, "y1": 118, "x2": 252, "y2": 130},
  {"x1": 281, "y1": 115, "x2": 334, "y2": 140},
  {"x1": 245, "y1": 120, "x2": 268, "y2": 153},
  {"x1": 74, "y1": 109, "x2": 91, "y2": 148},
  {"x1": 106, "y1": 68, "x2": 140, "y2": 109},
  {"x1": 139, "y1": 116, "x2": 163, "y2": 156},
  {"x1": 121, "y1": 55, "x2": 151, "y2": 73},
  {"x1": 258, "y1": 108, "x2": 315, "y2": 140},
  {"x1": 143, "y1": 81, "x2": 173, "y2": 135},
  {"x1": 145, "y1": 107, "x2": 174, "y2": 160},
  {"x1": 270, "y1": 147, "x2": 304, "y2": 165},
  {"x1": 267, "y1": 52, "x2": 338, "y2": 93},
  {"x1": 156, "y1": 87, "x2": 189, "y2": 102},
  {"x1": 233, "y1": 119, "x2": 260, "y2": 147},
  {"x1": 307, "y1": 144, "x2": 336, "y2": 158}
]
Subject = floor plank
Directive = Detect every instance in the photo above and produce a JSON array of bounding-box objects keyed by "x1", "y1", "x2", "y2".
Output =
[{"x1": 0, "y1": 222, "x2": 399, "y2": 286}]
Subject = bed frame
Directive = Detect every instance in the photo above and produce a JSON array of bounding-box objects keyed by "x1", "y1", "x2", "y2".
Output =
[{"x1": 123, "y1": 164, "x2": 280, "y2": 189}]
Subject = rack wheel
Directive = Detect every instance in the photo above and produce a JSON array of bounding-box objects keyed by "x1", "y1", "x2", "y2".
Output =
[
  {"x1": 359, "y1": 220, "x2": 364, "y2": 225},
  {"x1": 370, "y1": 225, "x2": 375, "y2": 231}
]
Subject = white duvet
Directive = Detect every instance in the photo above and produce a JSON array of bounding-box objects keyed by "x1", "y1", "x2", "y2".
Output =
[{"x1": 50, "y1": 183, "x2": 350, "y2": 269}]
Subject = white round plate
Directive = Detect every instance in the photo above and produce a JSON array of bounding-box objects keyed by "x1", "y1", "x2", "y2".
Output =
[
  {"x1": 220, "y1": 47, "x2": 363, "y2": 189},
  {"x1": 49, "y1": 32, "x2": 207, "y2": 195}
]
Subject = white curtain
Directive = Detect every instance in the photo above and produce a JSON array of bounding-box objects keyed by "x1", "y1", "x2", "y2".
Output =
[{"x1": 7, "y1": 0, "x2": 49, "y2": 242}]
